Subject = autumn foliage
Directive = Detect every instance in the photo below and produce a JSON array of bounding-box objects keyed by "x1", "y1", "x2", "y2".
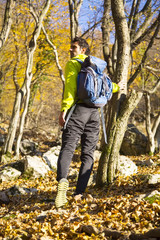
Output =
[{"x1": 0, "y1": 151, "x2": 160, "y2": 239}]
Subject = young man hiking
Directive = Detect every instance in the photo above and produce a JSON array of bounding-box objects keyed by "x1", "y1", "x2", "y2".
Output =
[{"x1": 55, "y1": 37, "x2": 119, "y2": 208}]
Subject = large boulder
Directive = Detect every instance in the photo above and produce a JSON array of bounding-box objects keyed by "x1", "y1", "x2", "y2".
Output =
[
  {"x1": 24, "y1": 155, "x2": 50, "y2": 178},
  {"x1": 120, "y1": 124, "x2": 148, "y2": 155},
  {"x1": 20, "y1": 139, "x2": 37, "y2": 155},
  {"x1": 148, "y1": 174, "x2": 160, "y2": 185},
  {"x1": 0, "y1": 185, "x2": 37, "y2": 204},
  {"x1": 118, "y1": 155, "x2": 138, "y2": 176},
  {"x1": 43, "y1": 146, "x2": 61, "y2": 170},
  {"x1": 0, "y1": 166, "x2": 21, "y2": 182}
]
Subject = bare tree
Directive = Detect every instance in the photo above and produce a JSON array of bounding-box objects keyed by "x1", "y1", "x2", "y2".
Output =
[
  {"x1": 3, "y1": 0, "x2": 51, "y2": 156},
  {"x1": 29, "y1": 4, "x2": 65, "y2": 85},
  {"x1": 96, "y1": 0, "x2": 160, "y2": 186},
  {"x1": 144, "y1": 77, "x2": 160, "y2": 154}
]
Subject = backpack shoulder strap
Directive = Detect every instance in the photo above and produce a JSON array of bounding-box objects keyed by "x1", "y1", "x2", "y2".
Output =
[
  {"x1": 101, "y1": 107, "x2": 107, "y2": 144},
  {"x1": 63, "y1": 102, "x2": 78, "y2": 130},
  {"x1": 74, "y1": 58, "x2": 83, "y2": 64}
]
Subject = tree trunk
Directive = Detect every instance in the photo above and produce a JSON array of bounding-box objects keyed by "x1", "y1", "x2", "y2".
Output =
[
  {"x1": 102, "y1": 0, "x2": 113, "y2": 76},
  {"x1": 15, "y1": 71, "x2": 32, "y2": 156},
  {"x1": 144, "y1": 77, "x2": 160, "y2": 154},
  {"x1": 3, "y1": 40, "x2": 23, "y2": 154},
  {"x1": 3, "y1": 0, "x2": 51, "y2": 156},
  {"x1": 3, "y1": 89, "x2": 24, "y2": 153},
  {"x1": 111, "y1": 0, "x2": 130, "y2": 95},
  {"x1": 15, "y1": 0, "x2": 51, "y2": 157},
  {"x1": 97, "y1": 0, "x2": 131, "y2": 186},
  {"x1": 144, "y1": 92, "x2": 160, "y2": 154},
  {"x1": 96, "y1": 90, "x2": 143, "y2": 186},
  {"x1": 107, "y1": 90, "x2": 143, "y2": 182},
  {"x1": 68, "y1": 0, "x2": 83, "y2": 41},
  {"x1": 0, "y1": 0, "x2": 15, "y2": 50}
]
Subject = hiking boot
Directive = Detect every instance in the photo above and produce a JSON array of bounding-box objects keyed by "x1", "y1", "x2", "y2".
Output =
[{"x1": 55, "y1": 178, "x2": 69, "y2": 208}]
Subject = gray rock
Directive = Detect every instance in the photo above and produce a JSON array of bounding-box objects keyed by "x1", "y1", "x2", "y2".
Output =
[
  {"x1": 104, "y1": 229, "x2": 123, "y2": 239},
  {"x1": 136, "y1": 159, "x2": 155, "y2": 167},
  {"x1": 0, "y1": 166, "x2": 21, "y2": 182},
  {"x1": 10, "y1": 185, "x2": 37, "y2": 195},
  {"x1": 0, "y1": 191, "x2": 10, "y2": 203},
  {"x1": 147, "y1": 190, "x2": 160, "y2": 197},
  {"x1": 144, "y1": 159, "x2": 155, "y2": 166},
  {"x1": 80, "y1": 224, "x2": 99, "y2": 236},
  {"x1": 10, "y1": 160, "x2": 25, "y2": 173},
  {"x1": 120, "y1": 124, "x2": 148, "y2": 155},
  {"x1": 20, "y1": 139, "x2": 37, "y2": 155},
  {"x1": 0, "y1": 185, "x2": 37, "y2": 204},
  {"x1": 148, "y1": 174, "x2": 160, "y2": 184},
  {"x1": 43, "y1": 146, "x2": 61, "y2": 170},
  {"x1": 144, "y1": 228, "x2": 160, "y2": 238},
  {"x1": 24, "y1": 155, "x2": 50, "y2": 178},
  {"x1": 118, "y1": 155, "x2": 138, "y2": 176}
]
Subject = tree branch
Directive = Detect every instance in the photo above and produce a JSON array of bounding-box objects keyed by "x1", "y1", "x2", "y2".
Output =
[
  {"x1": 128, "y1": 12, "x2": 160, "y2": 86},
  {"x1": 131, "y1": 7, "x2": 159, "y2": 47},
  {"x1": 81, "y1": 19, "x2": 102, "y2": 37},
  {"x1": 29, "y1": 5, "x2": 65, "y2": 86},
  {"x1": 101, "y1": 0, "x2": 113, "y2": 76},
  {"x1": 130, "y1": 0, "x2": 141, "y2": 39},
  {"x1": 146, "y1": 78, "x2": 160, "y2": 94},
  {"x1": 128, "y1": 0, "x2": 137, "y2": 29}
]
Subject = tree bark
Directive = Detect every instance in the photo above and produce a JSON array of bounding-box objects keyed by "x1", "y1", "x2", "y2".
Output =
[
  {"x1": 102, "y1": 0, "x2": 113, "y2": 76},
  {"x1": 0, "y1": 0, "x2": 15, "y2": 50},
  {"x1": 97, "y1": 0, "x2": 160, "y2": 187},
  {"x1": 144, "y1": 83, "x2": 160, "y2": 155},
  {"x1": 15, "y1": 0, "x2": 51, "y2": 156},
  {"x1": 96, "y1": 90, "x2": 143, "y2": 186},
  {"x1": 144, "y1": 93, "x2": 155, "y2": 154},
  {"x1": 68, "y1": 0, "x2": 83, "y2": 41},
  {"x1": 111, "y1": 0, "x2": 130, "y2": 94},
  {"x1": 3, "y1": 0, "x2": 51, "y2": 156},
  {"x1": 3, "y1": 38, "x2": 22, "y2": 154},
  {"x1": 97, "y1": 0, "x2": 131, "y2": 186},
  {"x1": 3, "y1": 90, "x2": 24, "y2": 153}
]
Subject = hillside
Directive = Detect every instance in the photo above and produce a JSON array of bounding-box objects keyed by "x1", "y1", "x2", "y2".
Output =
[{"x1": 0, "y1": 139, "x2": 160, "y2": 239}]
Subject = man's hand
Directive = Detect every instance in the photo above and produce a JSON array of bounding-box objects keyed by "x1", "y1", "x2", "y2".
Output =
[{"x1": 59, "y1": 111, "x2": 66, "y2": 127}]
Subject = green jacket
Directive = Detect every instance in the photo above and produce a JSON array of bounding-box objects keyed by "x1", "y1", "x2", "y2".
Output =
[{"x1": 61, "y1": 54, "x2": 119, "y2": 112}]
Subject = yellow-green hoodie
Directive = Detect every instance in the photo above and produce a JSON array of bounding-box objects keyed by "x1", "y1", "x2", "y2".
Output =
[{"x1": 61, "y1": 54, "x2": 119, "y2": 113}]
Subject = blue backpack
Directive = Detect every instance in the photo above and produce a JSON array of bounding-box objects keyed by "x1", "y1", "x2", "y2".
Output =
[{"x1": 76, "y1": 55, "x2": 113, "y2": 108}]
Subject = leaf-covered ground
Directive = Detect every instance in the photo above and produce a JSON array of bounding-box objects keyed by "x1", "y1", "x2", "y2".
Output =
[{"x1": 0, "y1": 152, "x2": 160, "y2": 240}]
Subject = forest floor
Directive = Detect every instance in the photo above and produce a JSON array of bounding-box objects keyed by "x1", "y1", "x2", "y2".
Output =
[{"x1": 0, "y1": 137, "x2": 160, "y2": 239}]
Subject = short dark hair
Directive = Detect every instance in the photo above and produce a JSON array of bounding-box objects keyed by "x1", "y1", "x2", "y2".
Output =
[{"x1": 72, "y1": 37, "x2": 90, "y2": 55}]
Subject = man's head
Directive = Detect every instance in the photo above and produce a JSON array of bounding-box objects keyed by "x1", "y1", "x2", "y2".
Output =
[{"x1": 70, "y1": 37, "x2": 90, "y2": 58}]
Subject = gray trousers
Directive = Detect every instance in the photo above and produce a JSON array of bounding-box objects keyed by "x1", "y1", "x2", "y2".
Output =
[{"x1": 57, "y1": 103, "x2": 100, "y2": 194}]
